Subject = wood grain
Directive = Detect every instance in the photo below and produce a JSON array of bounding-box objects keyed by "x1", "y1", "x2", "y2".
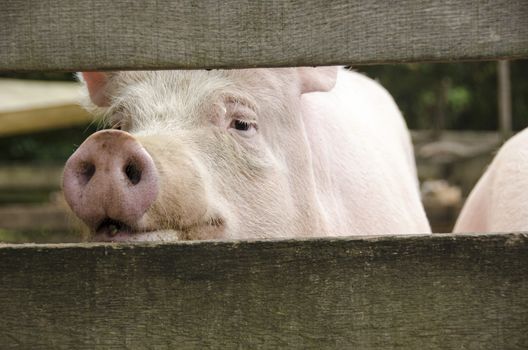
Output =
[
  {"x1": 1, "y1": 0, "x2": 527, "y2": 71},
  {"x1": 0, "y1": 233, "x2": 527, "y2": 348}
]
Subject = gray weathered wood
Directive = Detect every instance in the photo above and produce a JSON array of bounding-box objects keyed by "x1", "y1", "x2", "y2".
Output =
[
  {"x1": 0, "y1": 233, "x2": 527, "y2": 349},
  {"x1": 1, "y1": 0, "x2": 527, "y2": 71}
]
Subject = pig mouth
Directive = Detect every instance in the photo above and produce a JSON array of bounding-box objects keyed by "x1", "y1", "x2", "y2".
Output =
[
  {"x1": 95, "y1": 218, "x2": 133, "y2": 238},
  {"x1": 91, "y1": 218, "x2": 141, "y2": 242},
  {"x1": 91, "y1": 216, "x2": 225, "y2": 242},
  {"x1": 92, "y1": 218, "x2": 179, "y2": 242}
]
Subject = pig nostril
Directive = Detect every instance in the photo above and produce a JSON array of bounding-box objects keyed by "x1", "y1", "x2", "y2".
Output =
[
  {"x1": 79, "y1": 162, "x2": 96, "y2": 185},
  {"x1": 124, "y1": 162, "x2": 142, "y2": 185}
]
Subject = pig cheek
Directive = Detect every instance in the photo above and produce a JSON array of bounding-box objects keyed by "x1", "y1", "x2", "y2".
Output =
[
  {"x1": 145, "y1": 159, "x2": 210, "y2": 230},
  {"x1": 223, "y1": 150, "x2": 293, "y2": 237},
  {"x1": 225, "y1": 177, "x2": 292, "y2": 239}
]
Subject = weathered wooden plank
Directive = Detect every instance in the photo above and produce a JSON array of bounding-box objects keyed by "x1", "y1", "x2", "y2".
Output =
[
  {"x1": 0, "y1": 79, "x2": 92, "y2": 136},
  {"x1": 0, "y1": 166, "x2": 62, "y2": 190},
  {"x1": 0, "y1": 104, "x2": 91, "y2": 136},
  {"x1": 0, "y1": 233, "x2": 527, "y2": 349},
  {"x1": 0, "y1": 79, "x2": 80, "y2": 111},
  {"x1": 1, "y1": 0, "x2": 527, "y2": 71},
  {"x1": 0, "y1": 204, "x2": 73, "y2": 232}
]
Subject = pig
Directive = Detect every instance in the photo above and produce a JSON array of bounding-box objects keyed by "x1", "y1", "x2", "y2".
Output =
[
  {"x1": 63, "y1": 67, "x2": 431, "y2": 242},
  {"x1": 454, "y1": 128, "x2": 528, "y2": 233}
]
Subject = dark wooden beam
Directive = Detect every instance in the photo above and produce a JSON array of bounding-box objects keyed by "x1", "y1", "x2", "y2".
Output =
[
  {"x1": 1, "y1": 233, "x2": 527, "y2": 348},
  {"x1": 1, "y1": 0, "x2": 527, "y2": 71}
]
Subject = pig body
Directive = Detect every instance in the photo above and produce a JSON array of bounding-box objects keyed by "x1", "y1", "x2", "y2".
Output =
[
  {"x1": 454, "y1": 128, "x2": 528, "y2": 233},
  {"x1": 293, "y1": 70, "x2": 429, "y2": 236},
  {"x1": 65, "y1": 67, "x2": 430, "y2": 241}
]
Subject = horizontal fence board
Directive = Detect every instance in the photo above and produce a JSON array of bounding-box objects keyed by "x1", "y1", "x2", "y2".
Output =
[
  {"x1": 1, "y1": 0, "x2": 527, "y2": 71},
  {"x1": 0, "y1": 79, "x2": 92, "y2": 136},
  {"x1": 1, "y1": 233, "x2": 527, "y2": 349},
  {"x1": 0, "y1": 166, "x2": 62, "y2": 190},
  {"x1": 0, "y1": 204, "x2": 73, "y2": 232},
  {"x1": 0, "y1": 104, "x2": 91, "y2": 136}
]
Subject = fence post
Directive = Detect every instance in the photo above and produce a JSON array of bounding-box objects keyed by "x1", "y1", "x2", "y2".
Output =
[{"x1": 497, "y1": 60, "x2": 512, "y2": 141}]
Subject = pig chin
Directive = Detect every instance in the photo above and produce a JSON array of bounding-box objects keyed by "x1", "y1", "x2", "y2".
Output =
[
  {"x1": 91, "y1": 228, "x2": 181, "y2": 242},
  {"x1": 88, "y1": 186, "x2": 226, "y2": 242},
  {"x1": 90, "y1": 212, "x2": 227, "y2": 242}
]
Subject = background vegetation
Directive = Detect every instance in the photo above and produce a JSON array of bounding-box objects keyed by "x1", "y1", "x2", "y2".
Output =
[{"x1": 359, "y1": 61, "x2": 527, "y2": 131}]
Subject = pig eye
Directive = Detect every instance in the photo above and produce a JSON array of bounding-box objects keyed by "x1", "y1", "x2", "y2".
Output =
[
  {"x1": 229, "y1": 119, "x2": 257, "y2": 137},
  {"x1": 233, "y1": 120, "x2": 250, "y2": 131}
]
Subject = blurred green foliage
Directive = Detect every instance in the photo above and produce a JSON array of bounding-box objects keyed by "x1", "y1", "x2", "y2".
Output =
[
  {"x1": 0, "y1": 125, "x2": 98, "y2": 164},
  {"x1": 358, "y1": 60, "x2": 528, "y2": 131},
  {"x1": 0, "y1": 61, "x2": 527, "y2": 164}
]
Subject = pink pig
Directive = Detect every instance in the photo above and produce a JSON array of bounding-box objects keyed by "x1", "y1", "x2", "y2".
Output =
[
  {"x1": 63, "y1": 67, "x2": 431, "y2": 241},
  {"x1": 454, "y1": 129, "x2": 528, "y2": 233}
]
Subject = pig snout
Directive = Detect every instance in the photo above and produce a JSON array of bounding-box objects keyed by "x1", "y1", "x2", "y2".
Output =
[{"x1": 62, "y1": 130, "x2": 159, "y2": 234}]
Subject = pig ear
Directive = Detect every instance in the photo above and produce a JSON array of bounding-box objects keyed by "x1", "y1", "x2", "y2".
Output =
[
  {"x1": 79, "y1": 72, "x2": 111, "y2": 107},
  {"x1": 298, "y1": 66, "x2": 338, "y2": 94}
]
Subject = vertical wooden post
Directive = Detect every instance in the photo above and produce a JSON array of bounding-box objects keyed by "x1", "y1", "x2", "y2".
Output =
[
  {"x1": 433, "y1": 77, "x2": 450, "y2": 140},
  {"x1": 498, "y1": 60, "x2": 512, "y2": 141}
]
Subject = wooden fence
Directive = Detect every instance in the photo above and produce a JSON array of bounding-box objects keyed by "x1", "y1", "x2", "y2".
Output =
[
  {"x1": 1, "y1": 0, "x2": 527, "y2": 71},
  {"x1": 1, "y1": 234, "x2": 527, "y2": 348},
  {"x1": 1, "y1": 1, "x2": 528, "y2": 348}
]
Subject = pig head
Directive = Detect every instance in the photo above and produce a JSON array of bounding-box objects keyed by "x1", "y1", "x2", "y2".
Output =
[{"x1": 63, "y1": 67, "x2": 430, "y2": 241}]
